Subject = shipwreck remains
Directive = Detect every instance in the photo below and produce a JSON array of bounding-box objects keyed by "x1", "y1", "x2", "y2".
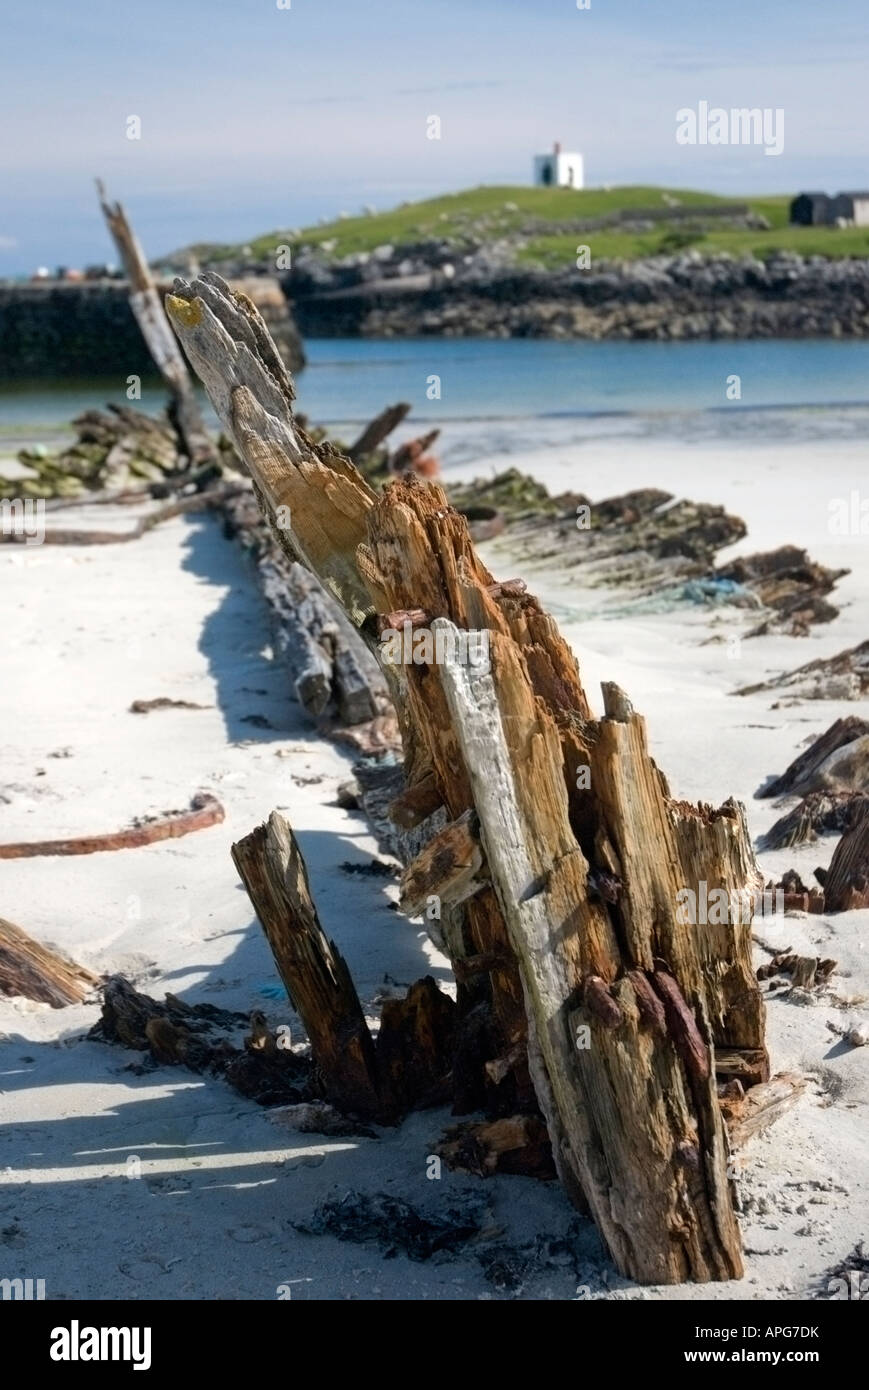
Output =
[
  {"x1": 0, "y1": 918, "x2": 99, "y2": 1007},
  {"x1": 156, "y1": 269, "x2": 781, "y2": 1285},
  {"x1": 97, "y1": 180, "x2": 217, "y2": 470}
]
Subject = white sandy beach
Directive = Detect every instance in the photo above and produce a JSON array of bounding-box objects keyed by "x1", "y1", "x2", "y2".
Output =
[{"x1": 1, "y1": 434, "x2": 866, "y2": 1301}]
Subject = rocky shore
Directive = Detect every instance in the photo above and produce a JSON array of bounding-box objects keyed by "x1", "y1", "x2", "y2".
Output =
[
  {"x1": 285, "y1": 245, "x2": 869, "y2": 341},
  {"x1": 4, "y1": 246, "x2": 869, "y2": 378},
  {"x1": 0, "y1": 275, "x2": 305, "y2": 379}
]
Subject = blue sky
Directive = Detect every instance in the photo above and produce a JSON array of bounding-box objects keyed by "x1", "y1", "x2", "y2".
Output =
[{"x1": 1, "y1": 0, "x2": 867, "y2": 275}]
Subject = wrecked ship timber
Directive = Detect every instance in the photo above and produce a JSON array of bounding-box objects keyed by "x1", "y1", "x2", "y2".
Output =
[{"x1": 147, "y1": 269, "x2": 793, "y2": 1286}]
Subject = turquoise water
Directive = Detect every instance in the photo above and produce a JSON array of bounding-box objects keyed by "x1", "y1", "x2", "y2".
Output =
[
  {"x1": 2, "y1": 338, "x2": 869, "y2": 456},
  {"x1": 300, "y1": 338, "x2": 869, "y2": 423}
]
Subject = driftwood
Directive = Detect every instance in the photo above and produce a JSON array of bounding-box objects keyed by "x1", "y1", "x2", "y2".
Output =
[
  {"x1": 0, "y1": 918, "x2": 99, "y2": 1007},
  {"x1": 469, "y1": 481, "x2": 747, "y2": 597},
  {"x1": 41, "y1": 456, "x2": 225, "y2": 509},
  {"x1": 720, "y1": 546, "x2": 847, "y2": 636},
  {"x1": 166, "y1": 271, "x2": 769, "y2": 1284},
  {"x1": 7, "y1": 406, "x2": 197, "y2": 501},
  {"x1": 231, "y1": 812, "x2": 382, "y2": 1118},
  {"x1": 90, "y1": 976, "x2": 316, "y2": 1106},
  {"x1": 436, "y1": 1114, "x2": 556, "y2": 1179},
  {"x1": 720, "y1": 1073, "x2": 807, "y2": 1150},
  {"x1": 824, "y1": 803, "x2": 869, "y2": 911},
  {"x1": 222, "y1": 487, "x2": 394, "y2": 737},
  {"x1": 97, "y1": 180, "x2": 216, "y2": 469},
  {"x1": 0, "y1": 483, "x2": 246, "y2": 546},
  {"x1": 737, "y1": 639, "x2": 869, "y2": 702},
  {"x1": 231, "y1": 814, "x2": 456, "y2": 1120},
  {"x1": 760, "y1": 791, "x2": 868, "y2": 851},
  {"x1": 761, "y1": 717, "x2": 869, "y2": 799},
  {"x1": 450, "y1": 473, "x2": 845, "y2": 635},
  {"x1": 757, "y1": 950, "x2": 836, "y2": 989},
  {"x1": 347, "y1": 402, "x2": 410, "y2": 463},
  {"x1": 0, "y1": 792, "x2": 223, "y2": 858}
]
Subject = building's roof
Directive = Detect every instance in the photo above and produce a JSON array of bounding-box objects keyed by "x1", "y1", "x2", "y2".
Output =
[{"x1": 838, "y1": 191, "x2": 869, "y2": 199}]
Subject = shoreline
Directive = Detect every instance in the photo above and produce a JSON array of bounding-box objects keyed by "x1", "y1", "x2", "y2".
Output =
[
  {"x1": 286, "y1": 249, "x2": 869, "y2": 342},
  {"x1": 4, "y1": 339, "x2": 869, "y2": 462},
  {"x1": 4, "y1": 249, "x2": 869, "y2": 385},
  {"x1": 1, "y1": 428, "x2": 866, "y2": 1299}
]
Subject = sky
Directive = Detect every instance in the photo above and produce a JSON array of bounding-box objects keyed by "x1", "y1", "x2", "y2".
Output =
[{"x1": 1, "y1": 0, "x2": 867, "y2": 275}]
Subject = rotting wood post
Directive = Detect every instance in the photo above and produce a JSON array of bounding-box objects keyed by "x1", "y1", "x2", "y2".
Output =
[
  {"x1": 435, "y1": 618, "x2": 744, "y2": 1283},
  {"x1": 398, "y1": 809, "x2": 484, "y2": 918},
  {"x1": 590, "y1": 685, "x2": 768, "y2": 1077},
  {"x1": 347, "y1": 402, "x2": 411, "y2": 463},
  {"x1": 96, "y1": 180, "x2": 216, "y2": 469},
  {"x1": 231, "y1": 812, "x2": 382, "y2": 1118},
  {"x1": 165, "y1": 272, "x2": 377, "y2": 624},
  {"x1": 232, "y1": 814, "x2": 457, "y2": 1121},
  {"x1": 167, "y1": 273, "x2": 770, "y2": 1279},
  {"x1": 165, "y1": 273, "x2": 532, "y2": 1109}
]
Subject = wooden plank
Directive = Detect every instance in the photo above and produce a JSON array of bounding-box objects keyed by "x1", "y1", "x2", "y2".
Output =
[
  {"x1": 715, "y1": 1048, "x2": 770, "y2": 1086},
  {"x1": 347, "y1": 402, "x2": 410, "y2": 462},
  {"x1": 760, "y1": 716, "x2": 869, "y2": 798},
  {"x1": 0, "y1": 918, "x2": 99, "y2": 1007},
  {"x1": 388, "y1": 771, "x2": 443, "y2": 829},
  {"x1": 725, "y1": 1072, "x2": 808, "y2": 1149},
  {"x1": 436, "y1": 618, "x2": 744, "y2": 1284},
  {"x1": 824, "y1": 803, "x2": 869, "y2": 911},
  {"x1": 165, "y1": 274, "x2": 377, "y2": 624},
  {"x1": 96, "y1": 181, "x2": 216, "y2": 469},
  {"x1": 231, "y1": 812, "x2": 381, "y2": 1118},
  {"x1": 398, "y1": 809, "x2": 484, "y2": 917},
  {"x1": 222, "y1": 488, "x2": 394, "y2": 737}
]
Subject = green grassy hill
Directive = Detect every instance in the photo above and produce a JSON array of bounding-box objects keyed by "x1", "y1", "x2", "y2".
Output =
[{"x1": 177, "y1": 186, "x2": 869, "y2": 268}]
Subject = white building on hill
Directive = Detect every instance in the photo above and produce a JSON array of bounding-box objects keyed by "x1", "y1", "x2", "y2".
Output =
[{"x1": 533, "y1": 142, "x2": 584, "y2": 189}]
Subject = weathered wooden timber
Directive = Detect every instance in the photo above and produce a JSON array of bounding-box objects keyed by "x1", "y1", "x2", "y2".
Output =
[
  {"x1": 166, "y1": 270, "x2": 770, "y2": 1284},
  {"x1": 0, "y1": 918, "x2": 99, "y2": 1007},
  {"x1": 97, "y1": 180, "x2": 217, "y2": 469}
]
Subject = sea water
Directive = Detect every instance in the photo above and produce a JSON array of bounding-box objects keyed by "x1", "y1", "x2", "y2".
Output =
[{"x1": 2, "y1": 337, "x2": 868, "y2": 467}]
